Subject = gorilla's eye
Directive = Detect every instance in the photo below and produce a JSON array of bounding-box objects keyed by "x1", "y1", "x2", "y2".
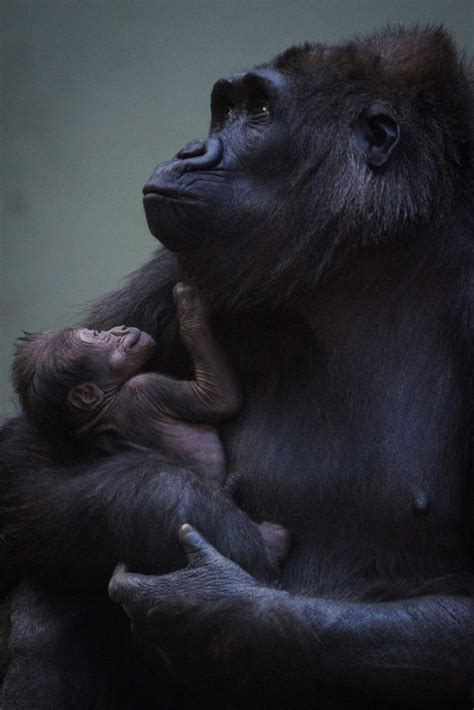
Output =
[
  {"x1": 254, "y1": 101, "x2": 269, "y2": 114},
  {"x1": 249, "y1": 99, "x2": 271, "y2": 123}
]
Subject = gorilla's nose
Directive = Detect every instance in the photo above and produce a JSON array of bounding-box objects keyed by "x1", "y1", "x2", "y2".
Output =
[{"x1": 174, "y1": 137, "x2": 222, "y2": 171}]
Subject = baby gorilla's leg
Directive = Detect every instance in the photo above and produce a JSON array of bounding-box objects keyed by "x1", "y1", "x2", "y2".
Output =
[
  {"x1": 257, "y1": 522, "x2": 292, "y2": 568},
  {"x1": 225, "y1": 479, "x2": 291, "y2": 572}
]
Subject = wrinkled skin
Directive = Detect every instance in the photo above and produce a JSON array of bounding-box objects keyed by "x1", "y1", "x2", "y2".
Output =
[{"x1": 1, "y1": 25, "x2": 473, "y2": 710}]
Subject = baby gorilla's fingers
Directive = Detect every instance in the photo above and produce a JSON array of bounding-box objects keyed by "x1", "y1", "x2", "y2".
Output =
[
  {"x1": 173, "y1": 282, "x2": 208, "y2": 325},
  {"x1": 173, "y1": 282, "x2": 199, "y2": 309},
  {"x1": 173, "y1": 281, "x2": 191, "y2": 302}
]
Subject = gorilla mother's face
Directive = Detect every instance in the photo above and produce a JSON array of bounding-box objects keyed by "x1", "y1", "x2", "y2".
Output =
[
  {"x1": 141, "y1": 42, "x2": 421, "y2": 308},
  {"x1": 143, "y1": 69, "x2": 293, "y2": 254}
]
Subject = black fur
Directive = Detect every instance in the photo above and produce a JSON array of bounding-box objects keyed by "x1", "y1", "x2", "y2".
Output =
[{"x1": 1, "y1": 25, "x2": 473, "y2": 709}]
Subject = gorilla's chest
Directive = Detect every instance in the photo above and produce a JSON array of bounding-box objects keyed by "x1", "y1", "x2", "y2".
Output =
[{"x1": 220, "y1": 340, "x2": 468, "y2": 595}]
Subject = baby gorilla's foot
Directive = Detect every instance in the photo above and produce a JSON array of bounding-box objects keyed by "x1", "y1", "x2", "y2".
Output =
[
  {"x1": 173, "y1": 282, "x2": 209, "y2": 334},
  {"x1": 258, "y1": 522, "x2": 291, "y2": 567}
]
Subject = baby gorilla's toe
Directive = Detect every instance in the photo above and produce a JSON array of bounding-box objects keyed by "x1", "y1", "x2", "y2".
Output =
[{"x1": 258, "y1": 522, "x2": 291, "y2": 565}]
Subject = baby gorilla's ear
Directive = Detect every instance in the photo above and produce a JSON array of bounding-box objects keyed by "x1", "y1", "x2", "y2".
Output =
[{"x1": 67, "y1": 382, "x2": 105, "y2": 412}]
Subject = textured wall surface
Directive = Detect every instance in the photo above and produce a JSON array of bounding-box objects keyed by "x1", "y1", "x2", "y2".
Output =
[{"x1": 1, "y1": 0, "x2": 473, "y2": 419}]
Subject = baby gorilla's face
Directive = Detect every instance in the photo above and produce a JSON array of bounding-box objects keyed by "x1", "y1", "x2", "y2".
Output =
[{"x1": 74, "y1": 326, "x2": 156, "y2": 381}]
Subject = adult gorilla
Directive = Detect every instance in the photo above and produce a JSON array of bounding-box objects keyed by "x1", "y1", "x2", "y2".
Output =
[{"x1": 1, "y1": 25, "x2": 473, "y2": 709}]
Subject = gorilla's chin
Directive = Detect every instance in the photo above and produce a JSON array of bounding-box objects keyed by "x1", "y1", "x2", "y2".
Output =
[{"x1": 143, "y1": 194, "x2": 207, "y2": 252}]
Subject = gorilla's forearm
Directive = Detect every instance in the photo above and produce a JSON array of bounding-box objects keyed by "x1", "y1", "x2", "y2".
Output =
[
  {"x1": 245, "y1": 589, "x2": 474, "y2": 703},
  {"x1": 112, "y1": 531, "x2": 473, "y2": 705}
]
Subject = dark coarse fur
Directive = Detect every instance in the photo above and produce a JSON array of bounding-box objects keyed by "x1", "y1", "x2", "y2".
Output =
[{"x1": 0, "y1": 25, "x2": 473, "y2": 709}]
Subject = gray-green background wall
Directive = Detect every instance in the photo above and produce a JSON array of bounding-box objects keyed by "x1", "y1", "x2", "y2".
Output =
[{"x1": 1, "y1": 0, "x2": 473, "y2": 419}]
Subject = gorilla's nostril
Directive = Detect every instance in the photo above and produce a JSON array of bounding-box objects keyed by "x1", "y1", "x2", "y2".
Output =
[{"x1": 174, "y1": 137, "x2": 223, "y2": 171}]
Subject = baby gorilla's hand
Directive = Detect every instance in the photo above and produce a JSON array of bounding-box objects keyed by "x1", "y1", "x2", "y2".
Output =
[
  {"x1": 257, "y1": 522, "x2": 291, "y2": 568},
  {"x1": 173, "y1": 282, "x2": 209, "y2": 335}
]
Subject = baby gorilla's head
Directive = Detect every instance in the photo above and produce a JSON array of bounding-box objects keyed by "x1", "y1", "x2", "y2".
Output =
[{"x1": 12, "y1": 326, "x2": 156, "y2": 437}]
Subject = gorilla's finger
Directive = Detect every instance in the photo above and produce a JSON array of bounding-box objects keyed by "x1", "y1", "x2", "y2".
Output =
[
  {"x1": 178, "y1": 523, "x2": 220, "y2": 567},
  {"x1": 112, "y1": 562, "x2": 128, "y2": 577},
  {"x1": 108, "y1": 570, "x2": 159, "y2": 612}
]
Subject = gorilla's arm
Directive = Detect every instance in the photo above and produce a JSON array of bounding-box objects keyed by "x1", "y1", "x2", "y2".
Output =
[
  {"x1": 110, "y1": 526, "x2": 474, "y2": 705},
  {"x1": 0, "y1": 422, "x2": 276, "y2": 590}
]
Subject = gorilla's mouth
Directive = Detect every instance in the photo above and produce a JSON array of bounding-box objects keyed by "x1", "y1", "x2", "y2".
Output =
[
  {"x1": 142, "y1": 186, "x2": 200, "y2": 203},
  {"x1": 142, "y1": 186, "x2": 208, "y2": 251}
]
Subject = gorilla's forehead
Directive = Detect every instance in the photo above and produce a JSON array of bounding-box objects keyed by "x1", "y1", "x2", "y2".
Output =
[
  {"x1": 269, "y1": 25, "x2": 458, "y2": 91},
  {"x1": 219, "y1": 67, "x2": 289, "y2": 95}
]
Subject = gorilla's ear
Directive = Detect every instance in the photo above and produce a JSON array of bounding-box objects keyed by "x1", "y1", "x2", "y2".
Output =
[
  {"x1": 68, "y1": 382, "x2": 105, "y2": 412},
  {"x1": 352, "y1": 108, "x2": 400, "y2": 167}
]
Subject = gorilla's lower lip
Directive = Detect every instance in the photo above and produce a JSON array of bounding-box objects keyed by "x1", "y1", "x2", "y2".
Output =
[{"x1": 142, "y1": 187, "x2": 199, "y2": 202}]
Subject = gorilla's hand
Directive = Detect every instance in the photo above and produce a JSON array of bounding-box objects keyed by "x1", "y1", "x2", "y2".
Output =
[
  {"x1": 108, "y1": 524, "x2": 269, "y2": 684},
  {"x1": 109, "y1": 523, "x2": 259, "y2": 611}
]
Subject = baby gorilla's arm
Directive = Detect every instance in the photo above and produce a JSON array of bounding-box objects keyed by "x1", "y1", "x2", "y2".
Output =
[
  {"x1": 171, "y1": 283, "x2": 242, "y2": 421},
  {"x1": 127, "y1": 284, "x2": 241, "y2": 424}
]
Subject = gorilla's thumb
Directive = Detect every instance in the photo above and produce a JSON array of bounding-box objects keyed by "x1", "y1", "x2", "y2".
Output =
[{"x1": 178, "y1": 523, "x2": 217, "y2": 566}]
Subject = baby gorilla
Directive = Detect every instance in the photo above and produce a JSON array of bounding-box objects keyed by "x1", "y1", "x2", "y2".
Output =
[
  {"x1": 14, "y1": 284, "x2": 234, "y2": 481},
  {"x1": 12, "y1": 283, "x2": 290, "y2": 569}
]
